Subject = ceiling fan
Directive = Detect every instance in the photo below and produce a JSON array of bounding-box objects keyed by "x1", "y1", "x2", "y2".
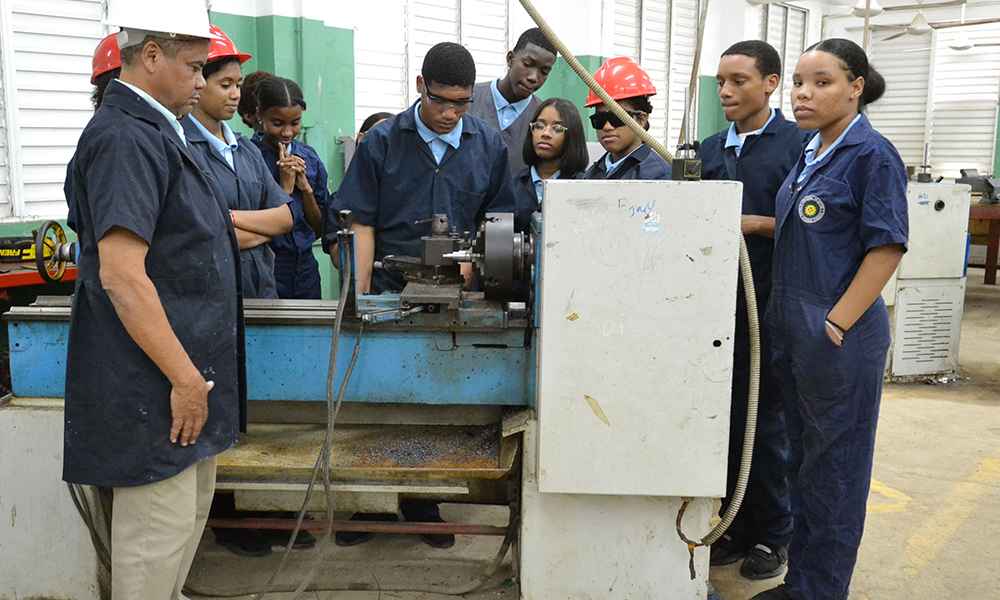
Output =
[
  {"x1": 890, "y1": 4, "x2": 1000, "y2": 50},
  {"x1": 831, "y1": 0, "x2": 967, "y2": 20},
  {"x1": 878, "y1": 13, "x2": 931, "y2": 41}
]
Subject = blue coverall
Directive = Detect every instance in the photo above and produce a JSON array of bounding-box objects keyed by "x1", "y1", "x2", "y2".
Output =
[
  {"x1": 581, "y1": 143, "x2": 673, "y2": 180},
  {"x1": 699, "y1": 108, "x2": 810, "y2": 551},
  {"x1": 252, "y1": 134, "x2": 330, "y2": 299},
  {"x1": 331, "y1": 102, "x2": 517, "y2": 295},
  {"x1": 182, "y1": 117, "x2": 294, "y2": 300},
  {"x1": 511, "y1": 166, "x2": 578, "y2": 233},
  {"x1": 768, "y1": 114, "x2": 908, "y2": 600}
]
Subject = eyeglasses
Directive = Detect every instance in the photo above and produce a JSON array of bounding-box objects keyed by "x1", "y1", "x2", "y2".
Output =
[
  {"x1": 423, "y1": 89, "x2": 475, "y2": 111},
  {"x1": 589, "y1": 110, "x2": 644, "y2": 130},
  {"x1": 529, "y1": 122, "x2": 568, "y2": 134}
]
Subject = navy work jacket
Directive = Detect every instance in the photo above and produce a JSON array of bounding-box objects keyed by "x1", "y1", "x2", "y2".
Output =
[
  {"x1": 63, "y1": 80, "x2": 246, "y2": 488},
  {"x1": 699, "y1": 108, "x2": 811, "y2": 309},
  {"x1": 182, "y1": 117, "x2": 294, "y2": 299},
  {"x1": 512, "y1": 166, "x2": 577, "y2": 232},
  {"x1": 770, "y1": 114, "x2": 908, "y2": 313},
  {"x1": 331, "y1": 104, "x2": 517, "y2": 294},
  {"x1": 582, "y1": 144, "x2": 673, "y2": 180},
  {"x1": 251, "y1": 134, "x2": 329, "y2": 257}
]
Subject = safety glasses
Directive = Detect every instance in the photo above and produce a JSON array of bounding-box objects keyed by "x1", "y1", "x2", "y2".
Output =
[
  {"x1": 529, "y1": 122, "x2": 568, "y2": 134},
  {"x1": 589, "y1": 110, "x2": 644, "y2": 130},
  {"x1": 424, "y1": 89, "x2": 475, "y2": 112}
]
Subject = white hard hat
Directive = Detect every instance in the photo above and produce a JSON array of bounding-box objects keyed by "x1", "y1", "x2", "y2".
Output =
[{"x1": 105, "y1": 0, "x2": 213, "y2": 48}]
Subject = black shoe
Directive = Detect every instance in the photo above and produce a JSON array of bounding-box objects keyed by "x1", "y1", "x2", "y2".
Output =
[
  {"x1": 263, "y1": 528, "x2": 316, "y2": 550},
  {"x1": 710, "y1": 533, "x2": 750, "y2": 566},
  {"x1": 740, "y1": 544, "x2": 788, "y2": 580},
  {"x1": 335, "y1": 513, "x2": 397, "y2": 547},
  {"x1": 417, "y1": 514, "x2": 455, "y2": 549},
  {"x1": 749, "y1": 583, "x2": 793, "y2": 600},
  {"x1": 213, "y1": 528, "x2": 273, "y2": 557}
]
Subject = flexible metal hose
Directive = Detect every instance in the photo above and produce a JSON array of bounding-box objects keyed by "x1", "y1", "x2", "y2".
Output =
[{"x1": 515, "y1": 0, "x2": 760, "y2": 550}]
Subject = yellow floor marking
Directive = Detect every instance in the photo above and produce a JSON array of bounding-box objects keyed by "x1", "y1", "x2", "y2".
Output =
[
  {"x1": 868, "y1": 503, "x2": 908, "y2": 514},
  {"x1": 903, "y1": 567, "x2": 919, "y2": 578},
  {"x1": 867, "y1": 478, "x2": 913, "y2": 514},
  {"x1": 904, "y1": 452, "x2": 1000, "y2": 568},
  {"x1": 871, "y1": 478, "x2": 914, "y2": 502}
]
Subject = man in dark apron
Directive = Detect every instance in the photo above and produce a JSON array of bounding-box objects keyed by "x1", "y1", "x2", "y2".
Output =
[{"x1": 63, "y1": 5, "x2": 245, "y2": 598}]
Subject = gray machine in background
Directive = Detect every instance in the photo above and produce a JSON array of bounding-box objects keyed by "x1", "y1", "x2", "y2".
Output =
[{"x1": 884, "y1": 183, "x2": 971, "y2": 378}]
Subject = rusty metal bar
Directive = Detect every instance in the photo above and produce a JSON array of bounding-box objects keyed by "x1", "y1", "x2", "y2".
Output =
[{"x1": 205, "y1": 518, "x2": 507, "y2": 536}]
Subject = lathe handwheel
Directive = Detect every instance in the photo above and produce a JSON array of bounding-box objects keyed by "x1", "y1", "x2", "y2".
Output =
[{"x1": 35, "y1": 220, "x2": 68, "y2": 283}]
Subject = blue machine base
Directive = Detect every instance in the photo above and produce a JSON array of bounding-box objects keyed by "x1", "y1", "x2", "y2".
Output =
[{"x1": 8, "y1": 318, "x2": 532, "y2": 406}]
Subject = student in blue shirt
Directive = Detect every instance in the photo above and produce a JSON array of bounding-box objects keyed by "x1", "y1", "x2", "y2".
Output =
[
  {"x1": 513, "y1": 97, "x2": 589, "y2": 231},
  {"x1": 181, "y1": 26, "x2": 293, "y2": 302},
  {"x1": 328, "y1": 43, "x2": 516, "y2": 548},
  {"x1": 751, "y1": 39, "x2": 908, "y2": 600},
  {"x1": 467, "y1": 28, "x2": 557, "y2": 175},
  {"x1": 251, "y1": 76, "x2": 330, "y2": 299},
  {"x1": 699, "y1": 40, "x2": 810, "y2": 581},
  {"x1": 330, "y1": 41, "x2": 517, "y2": 296},
  {"x1": 581, "y1": 57, "x2": 672, "y2": 180}
]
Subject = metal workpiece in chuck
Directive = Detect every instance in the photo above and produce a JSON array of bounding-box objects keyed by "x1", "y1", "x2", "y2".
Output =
[{"x1": 452, "y1": 213, "x2": 533, "y2": 300}]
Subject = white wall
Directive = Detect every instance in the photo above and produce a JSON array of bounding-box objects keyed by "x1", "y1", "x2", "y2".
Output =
[{"x1": 208, "y1": 0, "x2": 352, "y2": 27}]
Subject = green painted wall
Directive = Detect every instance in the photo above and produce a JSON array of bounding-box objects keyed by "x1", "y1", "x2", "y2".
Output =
[
  {"x1": 537, "y1": 55, "x2": 605, "y2": 143},
  {"x1": 0, "y1": 220, "x2": 72, "y2": 240},
  {"x1": 209, "y1": 12, "x2": 355, "y2": 189},
  {"x1": 698, "y1": 75, "x2": 727, "y2": 142},
  {"x1": 210, "y1": 12, "x2": 354, "y2": 300}
]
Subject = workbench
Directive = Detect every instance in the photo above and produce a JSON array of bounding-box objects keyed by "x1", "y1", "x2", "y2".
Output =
[{"x1": 969, "y1": 203, "x2": 1000, "y2": 284}]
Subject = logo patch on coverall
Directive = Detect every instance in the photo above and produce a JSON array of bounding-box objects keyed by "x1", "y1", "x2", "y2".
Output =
[{"x1": 798, "y1": 196, "x2": 825, "y2": 223}]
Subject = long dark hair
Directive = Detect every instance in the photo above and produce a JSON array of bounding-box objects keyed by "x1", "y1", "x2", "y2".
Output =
[
  {"x1": 522, "y1": 97, "x2": 589, "y2": 176},
  {"x1": 806, "y1": 38, "x2": 886, "y2": 111},
  {"x1": 91, "y1": 68, "x2": 120, "y2": 110}
]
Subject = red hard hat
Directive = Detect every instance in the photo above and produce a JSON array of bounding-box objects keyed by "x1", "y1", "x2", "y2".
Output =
[
  {"x1": 207, "y1": 24, "x2": 252, "y2": 64},
  {"x1": 91, "y1": 33, "x2": 121, "y2": 84},
  {"x1": 585, "y1": 57, "x2": 657, "y2": 108}
]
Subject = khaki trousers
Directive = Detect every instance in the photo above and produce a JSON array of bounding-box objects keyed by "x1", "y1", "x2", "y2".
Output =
[{"x1": 111, "y1": 456, "x2": 217, "y2": 600}]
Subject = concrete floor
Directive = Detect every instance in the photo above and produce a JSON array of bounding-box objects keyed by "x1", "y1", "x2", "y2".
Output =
[{"x1": 188, "y1": 269, "x2": 1000, "y2": 600}]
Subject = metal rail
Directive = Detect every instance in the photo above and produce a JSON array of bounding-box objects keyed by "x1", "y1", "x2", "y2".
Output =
[{"x1": 205, "y1": 517, "x2": 507, "y2": 536}]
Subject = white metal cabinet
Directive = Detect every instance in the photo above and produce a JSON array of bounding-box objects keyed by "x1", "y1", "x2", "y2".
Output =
[
  {"x1": 521, "y1": 179, "x2": 741, "y2": 599},
  {"x1": 898, "y1": 183, "x2": 971, "y2": 279},
  {"x1": 535, "y1": 180, "x2": 741, "y2": 497}
]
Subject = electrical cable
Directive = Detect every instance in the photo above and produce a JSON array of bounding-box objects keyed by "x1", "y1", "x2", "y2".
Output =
[
  {"x1": 254, "y1": 273, "x2": 359, "y2": 600},
  {"x1": 515, "y1": 0, "x2": 760, "y2": 561},
  {"x1": 67, "y1": 483, "x2": 112, "y2": 574},
  {"x1": 248, "y1": 265, "x2": 515, "y2": 598}
]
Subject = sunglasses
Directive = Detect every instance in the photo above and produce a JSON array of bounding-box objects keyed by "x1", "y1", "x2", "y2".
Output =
[
  {"x1": 589, "y1": 110, "x2": 644, "y2": 130},
  {"x1": 529, "y1": 122, "x2": 568, "y2": 134},
  {"x1": 424, "y1": 89, "x2": 475, "y2": 111}
]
